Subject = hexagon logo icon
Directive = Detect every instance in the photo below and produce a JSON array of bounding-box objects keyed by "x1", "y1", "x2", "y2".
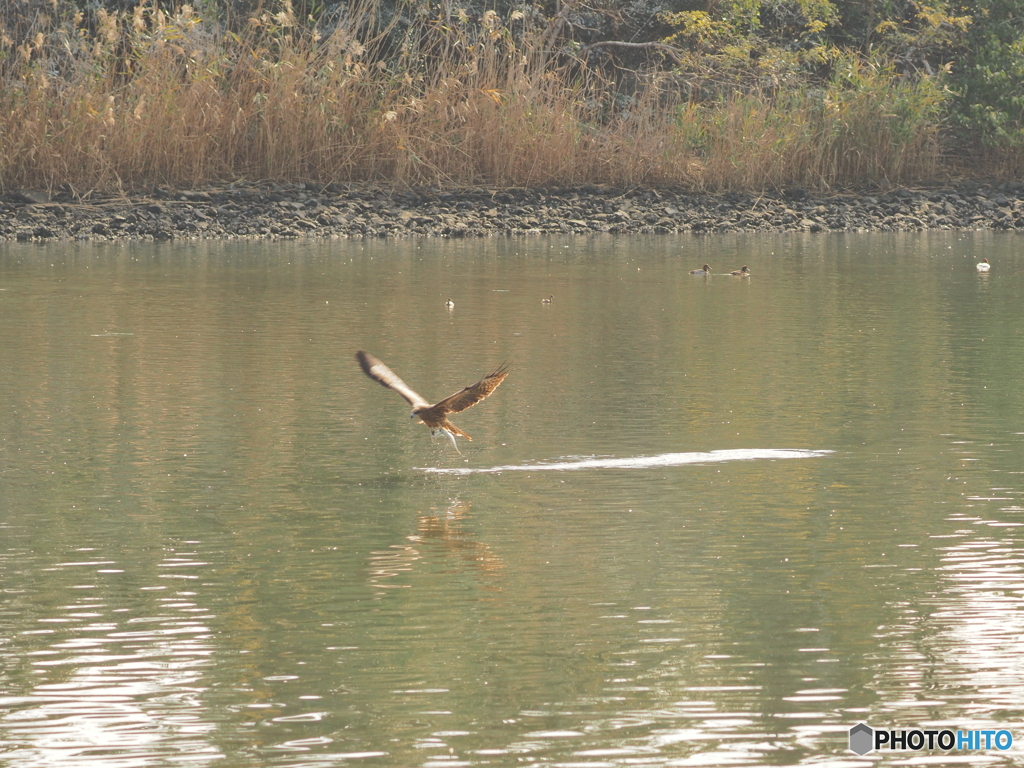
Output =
[{"x1": 849, "y1": 723, "x2": 874, "y2": 755}]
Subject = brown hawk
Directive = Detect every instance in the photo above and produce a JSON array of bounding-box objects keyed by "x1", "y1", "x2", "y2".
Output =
[{"x1": 356, "y1": 351, "x2": 509, "y2": 453}]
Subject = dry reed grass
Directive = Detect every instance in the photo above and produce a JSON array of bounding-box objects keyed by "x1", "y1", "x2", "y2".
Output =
[
  {"x1": 691, "y1": 59, "x2": 947, "y2": 190},
  {"x1": 0, "y1": 2, "x2": 949, "y2": 194}
]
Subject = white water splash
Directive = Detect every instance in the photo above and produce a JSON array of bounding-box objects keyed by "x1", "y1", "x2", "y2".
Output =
[{"x1": 421, "y1": 448, "x2": 832, "y2": 475}]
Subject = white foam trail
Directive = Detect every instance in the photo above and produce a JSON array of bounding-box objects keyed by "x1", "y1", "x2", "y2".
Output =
[{"x1": 421, "y1": 448, "x2": 832, "y2": 475}]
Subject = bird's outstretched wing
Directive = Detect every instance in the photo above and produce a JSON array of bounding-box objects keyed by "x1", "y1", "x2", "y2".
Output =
[
  {"x1": 432, "y1": 362, "x2": 510, "y2": 415},
  {"x1": 356, "y1": 351, "x2": 430, "y2": 409}
]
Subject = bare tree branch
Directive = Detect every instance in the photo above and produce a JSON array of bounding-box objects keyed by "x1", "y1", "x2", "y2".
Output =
[{"x1": 579, "y1": 40, "x2": 685, "y2": 65}]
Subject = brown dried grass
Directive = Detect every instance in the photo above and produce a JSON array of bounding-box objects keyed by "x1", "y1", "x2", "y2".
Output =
[{"x1": 0, "y1": 3, "x2": 948, "y2": 194}]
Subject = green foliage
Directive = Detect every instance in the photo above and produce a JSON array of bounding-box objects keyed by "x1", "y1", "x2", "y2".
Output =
[
  {"x1": 661, "y1": 0, "x2": 837, "y2": 51},
  {"x1": 946, "y1": 0, "x2": 1024, "y2": 147}
]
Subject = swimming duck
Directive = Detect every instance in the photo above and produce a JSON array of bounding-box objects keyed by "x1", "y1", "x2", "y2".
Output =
[
  {"x1": 977, "y1": 258, "x2": 991, "y2": 272},
  {"x1": 730, "y1": 266, "x2": 750, "y2": 276},
  {"x1": 541, "y1": 295, "x2": 553, "y2": 304},
  {"x1": 444, "y1": 298, "x2": 455, "y2": 309},
  {"x1": 689, "y1": 264, "x2": 712, "y2": 275}
]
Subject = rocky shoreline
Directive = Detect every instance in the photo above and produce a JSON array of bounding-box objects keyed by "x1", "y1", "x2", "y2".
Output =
[{"x1": 4, "y1": 181, "x2": 1024, "y2": 242}]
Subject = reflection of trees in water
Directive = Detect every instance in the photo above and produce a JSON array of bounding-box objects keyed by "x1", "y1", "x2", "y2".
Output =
[{"x1": 367, "y1": 498, "x2": 504, "y2": 596}]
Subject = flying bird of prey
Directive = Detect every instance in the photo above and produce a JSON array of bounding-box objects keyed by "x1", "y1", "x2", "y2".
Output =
[{"x1": 356, "y1": 350, "x2": 509, "y2": 453}]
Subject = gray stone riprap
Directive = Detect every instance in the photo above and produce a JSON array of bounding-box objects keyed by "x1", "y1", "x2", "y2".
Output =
[{"x1": 4, "y1": 181, "x2": 1024, "y2": 242}]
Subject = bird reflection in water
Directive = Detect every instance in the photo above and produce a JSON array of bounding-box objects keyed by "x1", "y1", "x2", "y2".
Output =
[{"x1": 367, "y1": 499, "x2": 503, "y2": 596}]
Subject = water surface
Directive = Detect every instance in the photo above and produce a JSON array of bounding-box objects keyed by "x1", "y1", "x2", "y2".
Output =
[{"x1": 1, "y1": 232, "x2": 1023, "y2": 766}]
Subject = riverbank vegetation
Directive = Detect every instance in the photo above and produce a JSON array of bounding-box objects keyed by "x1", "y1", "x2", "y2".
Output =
[{"x1": 1, "y1": 0, "x2": 1022, "y2": 194}]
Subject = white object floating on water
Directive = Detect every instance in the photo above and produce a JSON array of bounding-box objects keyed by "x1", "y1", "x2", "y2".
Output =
[
  {"x1": 421, "y1": 448, "x2": 832, "y2": 474},
  {"x1": 977, "y1": 258, "x2": 991, "y2": 272},
  {"x1": 90, "y1": 332, "x2": 135, "y2": 337}
]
